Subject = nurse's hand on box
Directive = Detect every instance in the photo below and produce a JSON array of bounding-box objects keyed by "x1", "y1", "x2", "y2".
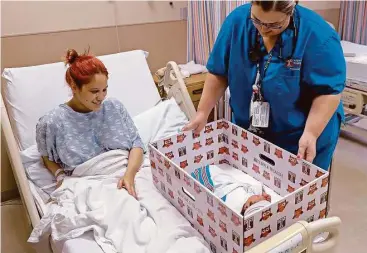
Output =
[
  {"x1": 182, "y1": 111, "x2": 208, "y2": 134},
  {"x1": 297, "y1": 131, "x2": 317, "y2": 163}
]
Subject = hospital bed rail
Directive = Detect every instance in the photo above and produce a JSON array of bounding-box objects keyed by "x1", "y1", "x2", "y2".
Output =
[{"x1": 1, "y1": 97, "x2": 40, "y2": 227}]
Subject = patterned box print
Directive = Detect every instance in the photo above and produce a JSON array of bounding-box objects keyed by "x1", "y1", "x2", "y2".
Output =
[{"x1": 148, "y1": 120, "x2": 329, "y2": 252}]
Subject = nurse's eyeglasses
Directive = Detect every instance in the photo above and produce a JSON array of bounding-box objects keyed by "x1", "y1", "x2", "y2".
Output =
[
  {"x1": 249, "y1": 14, "x2": 298, "y2": 63},
  {"x1": 250, "y1": 15, "x2": 289, "y2": 30}
]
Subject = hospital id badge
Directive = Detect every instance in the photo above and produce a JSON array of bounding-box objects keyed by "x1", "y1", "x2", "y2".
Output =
[{"x1": 251, "y1": 101, "x2": 270, "y2": 128}]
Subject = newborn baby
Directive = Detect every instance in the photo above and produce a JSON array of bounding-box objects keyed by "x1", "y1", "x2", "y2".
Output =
[{"x1": 191, "y1": 164, "x2": 272, "y2": 216}]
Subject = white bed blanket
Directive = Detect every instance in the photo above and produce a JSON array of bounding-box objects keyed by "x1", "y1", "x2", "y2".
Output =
[{"x1": 28, "y1": 150, "x2": 209, "y2": 253}]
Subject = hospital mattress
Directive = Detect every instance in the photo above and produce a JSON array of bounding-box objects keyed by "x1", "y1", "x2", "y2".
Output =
[
  {"x1": 50, "y1": 232, "x2": 103, "y2": 253},
  {"x1": 341, "y1": 40, "x2": 367, "y2": 92}
]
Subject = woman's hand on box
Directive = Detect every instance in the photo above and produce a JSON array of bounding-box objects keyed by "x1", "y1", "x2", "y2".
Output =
[{"x1": 297, "y1": 131, "x2": 317, "y2": 163}]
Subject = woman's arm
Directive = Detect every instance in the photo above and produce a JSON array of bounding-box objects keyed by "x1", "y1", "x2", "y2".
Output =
[
  {"x1": 117, "y1": 147, "x2": 144, "y2": 198},
  {"x1": 183, "y1": 73, "x2": 228, "y2": 133},
  {"x1": 299, "y1": 32, "x2": 346, "y2": 162},
  {"x1": 304, "y1": 94, "x2": 341, "y2": 139},
  {"x1": 41, "y1": 156, "x2": 61, "y2": 175},
  {"x1": 297, "y1": 94, "x2": 340, "y2": 162},
  {"x1": 125, "y1": 147, "x2": 144, "y2": 177},
  {"x1": 41, "y1": 156, "x2": 65, "y2": 187},
  {"x1": 197, "y1": 73, "x2": 228, "y2": 117}
]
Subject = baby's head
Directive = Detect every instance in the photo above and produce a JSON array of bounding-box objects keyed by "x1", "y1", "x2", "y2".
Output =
[{"x1": 241, "y1": 191, "x2": 271, "y2": 216}]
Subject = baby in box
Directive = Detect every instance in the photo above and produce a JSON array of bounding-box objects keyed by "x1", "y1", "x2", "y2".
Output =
[{"x1": 191, "y1": 164, "x2": 280, "y2": 216}]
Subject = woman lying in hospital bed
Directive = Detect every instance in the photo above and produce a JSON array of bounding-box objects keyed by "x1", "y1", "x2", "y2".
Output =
[
  {"x1": 27, "y1": 49, "x2": 211, "y2": 253},
  {"x1": 36, "y1": 48, "x2": 144, "y2": 196}
]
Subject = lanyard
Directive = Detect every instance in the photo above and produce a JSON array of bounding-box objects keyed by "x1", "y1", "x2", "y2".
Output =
[{"x1": 253, "y1": 51, "x2": 273, "y2": 102}]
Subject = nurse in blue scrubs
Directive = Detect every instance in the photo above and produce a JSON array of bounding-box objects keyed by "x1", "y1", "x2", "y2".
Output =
[{"x1": 183, "y1": 0, "x2": 346, "y2": 171}]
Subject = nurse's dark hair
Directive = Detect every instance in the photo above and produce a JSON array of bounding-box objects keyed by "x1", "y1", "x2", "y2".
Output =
[
  {"x1": 64, "y1": 47, "x2": 108, "y2": 89},
  {"x1": 252, "y1": 0, "x2": 297, "y2": 15}
]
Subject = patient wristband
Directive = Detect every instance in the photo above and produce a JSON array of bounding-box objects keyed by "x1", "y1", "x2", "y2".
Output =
[
  {"x1": 56, "y1": 173, "x2": 66, "y2": 183},
  {"x1": 55, "y1": 169, "x2": 66, "y2": 182},
  {"x1": 55, "y1": 169, "x2": 64, "y2": 177}
]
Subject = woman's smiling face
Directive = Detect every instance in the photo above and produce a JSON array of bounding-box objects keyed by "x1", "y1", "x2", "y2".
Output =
[{"x1": 70, "y1": 73, "x2": 108, "y2": 112}]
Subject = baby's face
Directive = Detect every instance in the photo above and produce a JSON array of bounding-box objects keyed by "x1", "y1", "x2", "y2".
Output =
[{"x1": 241, "y1": 192, "x2": 271, "y2": 215}]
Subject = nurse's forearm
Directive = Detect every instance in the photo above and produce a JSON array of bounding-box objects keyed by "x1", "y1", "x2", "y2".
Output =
[
  {"x1": 197, "y1": 73, "x2": 228, "y2": 117},
  {"x1": 304, "y1": 94, "x2": 341, "y2": 138}
]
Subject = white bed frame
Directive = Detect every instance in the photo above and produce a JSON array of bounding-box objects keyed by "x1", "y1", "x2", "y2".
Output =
[
  {"x1": 339, "y1": 39, "x2": 367, "y2": 138},
  {"x1": 341, "y1": 86, "x2": 367, "y2": 138},
  {"x1": 1, "y1": 61, "x2": 342, "y2": 253}
]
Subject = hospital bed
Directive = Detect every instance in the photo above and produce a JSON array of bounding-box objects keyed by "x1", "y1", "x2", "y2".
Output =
[
  {"x1": 1, "y1": 49, "x2": 341, "y2": 253},
  {"x1": 339, "y1": 40, "x2": 367, "y2": 137}
]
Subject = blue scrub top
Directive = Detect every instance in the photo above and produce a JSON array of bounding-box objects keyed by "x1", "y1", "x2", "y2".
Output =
[{"x1": 206, "y1": 4, "x2": 346, "y2": 170}]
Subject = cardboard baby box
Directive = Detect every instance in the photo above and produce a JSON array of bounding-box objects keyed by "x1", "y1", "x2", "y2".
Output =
[{"x1": 148, "y1": 120, "x2": 330, "y2": 253}]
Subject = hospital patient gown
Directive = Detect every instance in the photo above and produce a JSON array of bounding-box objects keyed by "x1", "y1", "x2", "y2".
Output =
[{"x1": 36, "y1": 98, "x2": 144, "y2": 172}]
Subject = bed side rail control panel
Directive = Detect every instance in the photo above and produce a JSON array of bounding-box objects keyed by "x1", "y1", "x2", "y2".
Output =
[
  {"x1": 246, "y1": 217, "x2": 341, "y2": 253},
  {"x1": 341, "y1": 88, "x2": 365, "y2": 115}
]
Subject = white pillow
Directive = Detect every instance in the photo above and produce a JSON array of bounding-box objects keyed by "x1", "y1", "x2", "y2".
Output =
[
  {"x1": 20, "y1": 145, "x2": 56, "y2": 198},
  {"x1": 133, "y1": 98, "x2": 188, "y2": 147},
  {"x1": 326, "y1": 21, "x2": 335, "y2": 30},
  {"x1": 21, "y1": 98, "x2": 188, "y2": 199}
]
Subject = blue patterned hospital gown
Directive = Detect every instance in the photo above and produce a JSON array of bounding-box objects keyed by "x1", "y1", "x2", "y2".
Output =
[{"x1": 36, "y1": 98, "x2": 145, "y2": 172}]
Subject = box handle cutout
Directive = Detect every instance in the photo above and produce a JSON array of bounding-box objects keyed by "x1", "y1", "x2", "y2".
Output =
[
  {"x1": 259, "y1": 154, "x2": 275, "y2": 166},
  {"x1": 182, "y1": 187, "x2": 196, "y2": 201}
]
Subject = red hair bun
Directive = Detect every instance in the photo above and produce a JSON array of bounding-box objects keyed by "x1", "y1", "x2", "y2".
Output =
[
  {"x1": 65, "y1": 49, "x2": 79, "y2": 65},
  {"x1": 64, "y1": 48, "x2": 108, "y2": 88}
]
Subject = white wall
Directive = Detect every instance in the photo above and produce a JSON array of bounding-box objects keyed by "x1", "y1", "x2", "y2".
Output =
[{"x1": 1, "y1": 1, "x2": 188, "y2": 37}]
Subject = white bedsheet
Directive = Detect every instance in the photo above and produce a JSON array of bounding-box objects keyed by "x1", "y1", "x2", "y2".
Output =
[
  {"x1": 51, "y1": 232, "x2": 104, "y2": 253},
  {"x1": 28, "y1": 150, "x2": 209, "y2": 253},
  {"x1": 341, "y1": 40, "x2": 367, "y2": 56}
]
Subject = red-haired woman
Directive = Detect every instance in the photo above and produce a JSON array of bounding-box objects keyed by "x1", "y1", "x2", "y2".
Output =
[{"x1": 36, "y1": 49, "x2": 144, "y2": 198}]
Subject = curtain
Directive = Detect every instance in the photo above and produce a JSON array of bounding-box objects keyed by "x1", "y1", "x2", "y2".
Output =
[
  {"x1": 187, "y1": 0, "x2": 249, "y2": 65},
  {"x1": 187, "y1": 0, "x2": 248, "y2": 120},
  {"x1": 187, "y1": 1, "x2": 225, "y2": 65},
  {"x1": 338, "y1": 1, "x2": 367, "y2": 45}
]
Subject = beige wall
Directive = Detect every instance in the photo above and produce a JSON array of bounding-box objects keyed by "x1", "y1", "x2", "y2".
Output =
[
  {"x1": 1, "y1": 0, "x2": 188, "y2": 71},
  {"x1": 1, "y1": 1, "x2": 188, "y2": 36},
  {"x1": 1, "y1": 1, "x2": 188, "y2": 200},
  {"x1": 299, "y1": 1, "x2": 341, "y2": 30},
  {"x1": 299, "y1": 0, "x2": 341, "y2": 10}
]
